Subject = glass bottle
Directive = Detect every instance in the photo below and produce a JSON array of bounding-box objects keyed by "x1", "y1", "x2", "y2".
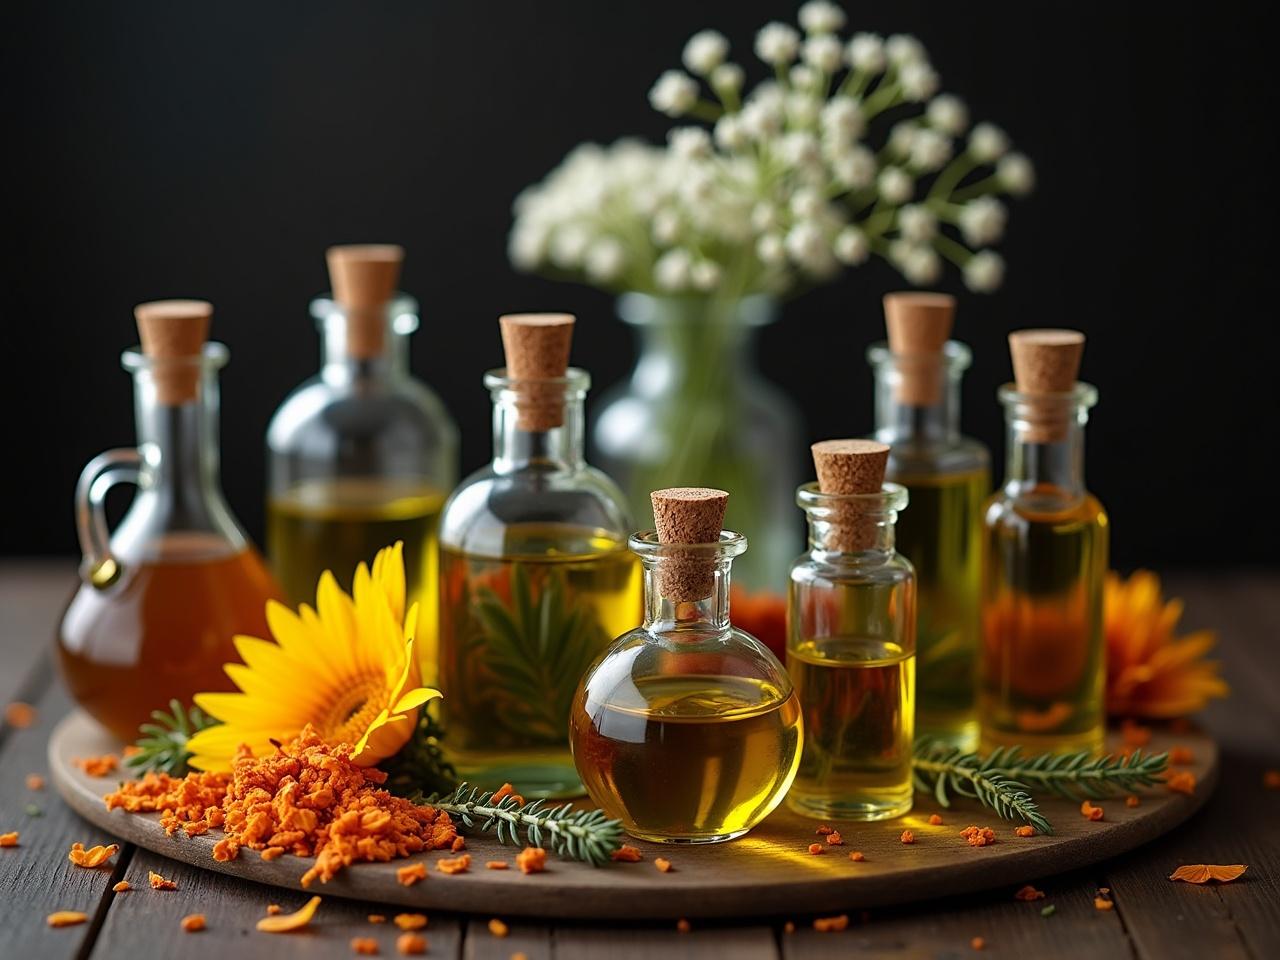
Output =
[
  {"x1": 868, "y1": 293, "x2": 988, "y2": 750},
  {"x1": 266, "y1": 245, "x2": 457, "y2": 680},
  {"x1": 979, "y1": 330, "x2": 1108, "y2": 754},
  {"x1": 571, "y1": 489, "x2": 801, "y2": 843},
  {"x1": 437, "y1": 314, "x2": 640, "y2": 798},
  {"x1": 57, "y1": 300, "x2": 281, "y2": 741},
  {"x1": 786, "y1": 441, "x2": 917, "y2": 821}
]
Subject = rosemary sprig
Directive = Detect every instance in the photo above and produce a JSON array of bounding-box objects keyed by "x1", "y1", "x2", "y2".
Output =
[
  {"x1": 126, "y1": 699, "x2": 216, "y2": 776},
  {"x1": 979, "y1": 745, "x2": 1169, "y2": 801},
  {"x1": 423, "y1": 782, "x2": 624, "y2": 867}
]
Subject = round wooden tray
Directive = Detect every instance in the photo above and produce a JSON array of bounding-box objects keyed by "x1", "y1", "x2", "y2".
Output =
[{"x1": 50, "y1": 709, "x2": 1215, "y2": 920}]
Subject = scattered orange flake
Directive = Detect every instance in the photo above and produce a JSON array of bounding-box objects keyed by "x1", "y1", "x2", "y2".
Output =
[
  {"x1": 1014, "y1": 885, "x2": 1045, "y2": 901},
  {"x1": 815, "y1": 824, "x2": 833, "y2": 835},
  {"x1": 1169, "y1": 746, "x2": 1194, "y2": 765},
  {"x1": 676, "y1": 918, "x2": 691, "y2": 933},
  {"x1": 486, "y1": 860, "x2": 510, "y2": 870},
  {"x1": 1014, "y1": 826, "x2": 1036, "y2": 837},
  {"x1": 181, "y1": 914, "x2": 206, "y2": 933},
  {"x1": 436, "y1": 853, "x2": 471, "y2": 875},
  {"x1": 4, "y1": 701, "x2": 36, "y2": 728},
  {"x1": 488, "y1": 918, "x2": 509, "y2": 938},
  {"x1": 971, "y1": 936, "x2": 986, "y2": 951},
  {"x1": 1126, "y1": 795, "x2": 1141, "y2": 808},
  {"x1": 256, "y1": 895, "x2": 322, "y2": 933},
  {"x1": 1166, "y1": 771, "x2": 1196, "y2": 795},
  {"x1": 900, "y1": 830, "x2": 915, "y2": 845},
  {"x1": 1094, "y1": 898, "x2": 1113, "y2": 911},
  {"x1": 25, "y1": 773, "x2": 44, "y2": 791},
  {"x1": 960, "y1": 825, "x2": 996, "y2": 847},
  {"x1": 1121, "y1": 719, "x2": 1152, "y2": 748},
  {"x1": 68, "y1": 842, "x2": 120, "y2": 868},
  {"x1": 451, "y1": 835, "x2": 467, "y2": 853},
  {"x1": 826, "y1": 830, "x2": 844, "y2": 846},
  {"x1": 74, "y1": 754, "x2": 119, "y2": 777},
  {"x1": 515, "y1": 846, "x2": 546, "y2": 875},
  {"x1": 122, "y1": 744, "x2": 142, "y2": 757},
  {"x1": 491, "y1": 782, "x2": 525, "y2": 806},
  {"x1": 0, "y1": 832, "x2": 18, "y2": 847},
  {"x1": 395, "y1": 913, "x2": 428, "y2": 931},
  {"x1": 396, "y1": 862, "x2": 427, "y2": 886},
  {"x1": 46, "y1": 911, "x2": 88, "y2": 928},
  {"x1": 784, "y1": 921, "x2": 796, "y2": 933},
  {"x1": 928, "y1": 814, "x2": 944, "y2": 825},
  {"x1": 1168, "y1": 864, "x2": 1248, "y2": 884},
  {"x1": 351, "y1": 938, "x2": 378, "y2": 955},
  {"x1": 112, "y1": 881, "x2": 130, "y2": 892},
  {"x1": 1263, "y1": 769, "x2": 1280, "y2": 790},
  {"x1": 808, "y1": 843, "x2": 824, "y2": 855},
  {"x1": 611, "y1": 844, "x2": 643, "y2": 862},
  {"x1": 813, "y1": 914, "x2": 849, "y2": 932},
  {"x1": 368, "y1": 914, "x2": 387, "y2": 924},
  {"x1": 396, "y1": 933, "x2": 427, "y2": 955},
  {"x1": 849, "y1": 851, "x2": 865, "y2": 862},
  {"x1": 655, "y1": 857, "x2": 674, "y2": 873},
  {"x1": 267, "y1": 904, "x2": 283, "y2": 915},
  {"x1": 148, "y1": 870, "x2": 178, "y2": 890},
  {"x1": 1080, "y1": 801, "x2": 1105, "y2": 821}
]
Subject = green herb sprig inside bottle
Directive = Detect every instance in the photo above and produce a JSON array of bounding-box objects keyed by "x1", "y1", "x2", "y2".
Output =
[{"x1": 437, "y1": 314, "x2": 640, "y2": 798}]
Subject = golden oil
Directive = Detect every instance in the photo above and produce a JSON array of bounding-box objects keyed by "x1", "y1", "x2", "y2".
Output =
[
  {"x1": 787, "y1": 637, "x2": 915, "y2": 820},
  {"x1": 572, "y1": 674, "x2": 801, "y2": 842},
  {"x1": 890, "y1": 467, "x2": 986, "y2": 748},
  {"x1": 438, "y1": 523, "x2": 641, "y2": 798},
  {"x1": 980, "y1": 494, "x2": 1108, "y2": 753}
]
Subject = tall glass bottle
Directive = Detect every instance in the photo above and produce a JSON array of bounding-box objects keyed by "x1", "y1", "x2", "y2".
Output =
[
  {"x1": 437, "y1": 314, "x2": 640, "y2": 798},
  {"x1": 266, "y1": 245, "x2": 457, "y2": 679},
  {"x1": 57, "y1": 301, "x2": 281, "y2": 741},
  {"x1": 980, "y1": 330, "x2": 1107, "y2": 754},
  {"x1": 787, "y1": 441, "x2": 916, "y2": 821},
  {"x1": 571, "y1": 487, "x2": 801, "y2": 843},
  {"x1": 868, "y1": 293, "x2": 988, "y2": 750}
]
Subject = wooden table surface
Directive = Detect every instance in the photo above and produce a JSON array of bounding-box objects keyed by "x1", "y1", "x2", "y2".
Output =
[{"x1": 1, "y1": 561, "x2": 1277, "y2": 959}]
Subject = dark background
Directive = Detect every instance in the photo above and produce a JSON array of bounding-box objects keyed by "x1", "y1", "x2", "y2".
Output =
[{"x1": 3, "y1": 1, "x2": 1275, "y2": 568}]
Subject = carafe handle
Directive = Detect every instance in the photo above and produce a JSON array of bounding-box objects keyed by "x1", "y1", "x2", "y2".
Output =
[{"x1": 75, "y1": 448, "x2": 142, "y2": 589}]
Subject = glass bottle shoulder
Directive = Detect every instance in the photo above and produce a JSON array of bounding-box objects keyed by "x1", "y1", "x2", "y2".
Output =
[
  {"x1": 984, "y1": 487, "x2": 1108, "y2": 532},
  {"x1": 884, "y1": 434, "x2": 990, "y2": 482}
]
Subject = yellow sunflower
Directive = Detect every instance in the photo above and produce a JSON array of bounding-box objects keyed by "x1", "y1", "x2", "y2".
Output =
[
  {"x1": 186, "y1": 542, "x2": 441, "y2": 771},
  {"x1": 1105, "y1": 570, "x2": 1228, "y2": 719}
]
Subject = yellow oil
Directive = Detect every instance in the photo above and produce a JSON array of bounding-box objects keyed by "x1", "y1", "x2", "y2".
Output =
[
  {"x1": 438, "y1": 524, "x2": 641, "y2": 798},
  {"x1": 572, "y1": 674, "x2": 801, "y2": 842},
  {"x1": 980, "y1": 492, "x2": 1108, "y2": 754},
  {"x1": 889, "y1": 467, "x2": 986, "y2": 749},
  {"x1": 267, "y1": 478, "x2": 446, "y2": 681},
  {"x1": 787, "y1": 637, "x2": 915, "y2": 820}
]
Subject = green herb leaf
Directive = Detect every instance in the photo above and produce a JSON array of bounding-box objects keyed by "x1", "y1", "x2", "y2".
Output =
[{"x1": 125, "y1": 699, "x2": 217, "y2": 777}]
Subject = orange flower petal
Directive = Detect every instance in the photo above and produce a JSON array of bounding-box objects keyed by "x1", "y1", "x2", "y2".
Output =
[
  {"x1": 1169, "y1": 864, "x2": 1247, "y2": 884},
  {"x1": 256, "y1": 895, "x2": 322, "y2": 932}
]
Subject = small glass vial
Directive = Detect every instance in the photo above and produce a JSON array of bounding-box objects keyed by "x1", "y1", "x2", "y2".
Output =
[
  {"x1": 868, "y1": 293, "x2": 988, "y2": 750},
  {"x1": 786, "y1": 441, "x2": 917, "y2": 821},
  {"x1": 438, "y1": 314, "x2": 640, "y2": 798},
  {"x1": 571, "y1": 488, "x2": 801, "y2": 843},
  {"x1": 266, "y1": 245, "x2": 458, "y2": 677},
  {"x1": 980, "y1": 330, "x2": 1108, "y2": 754},
  {"x1": 57, "y1": 301, "x2": 281, "y2": 740}
]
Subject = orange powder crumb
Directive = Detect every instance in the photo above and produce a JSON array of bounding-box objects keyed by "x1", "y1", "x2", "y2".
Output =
[
  {"x1": 489, "y1": 918, "x2": 509, "y2": 938},
  {"x1": 1014, "y1": 826, "x2": 1035, "y2": 837},
  {"x1": 1169, "y1": 746, "x2": 1194, "y2": 765},
  {"x1": 47, "y1": 911, "x2": 88, "y2": 928},
  {"x1": 808, "y1": 843, "x2": 824, "y2": 855},
  {"x1": 267, "y1": 904, "x2": 283, "y2": 915},
  {"x1": 26, "y1": 773, "x2": 44, "y2": 791},
  {"x1": 826, "y1": 831, "x2": 844, "y2": 846},
  {"x1": 849, "y1": 851, "x2": 865, "y2": 862},
  {"x1": 815, "y1": 824, "x2": 833, "y2": 835},
  {"x1": 351, "y1": 938, "x2": 379, "y2": 955},
  {"x1": 395, "y1": 914, "x2": 428, "y2": 931},
  {"x1": 1166, "y1": 771, "x2": 1196, "y2": 795},
  {"x1": 181, "y1": 914, "x2": 206, "y2": 933},
  {"x1": 1126, "y1": 795, "x2": 1141, "y2": 808},
  {"x1": 68, "y1": 842, "x2": 120, "y2": 868},
  {"x1": 611, "y1": 844, "x2": 643, "y2": 862},
  {"x1": 516, "y1": 846, "x2": 546, "y2": 875},
  {"x1": 1080, "y1": 801, "x2": 1105, "y2": 821},
  {"x1": 0, "y1": 832, "x2": 19, "y2": 847},
  {"x1": 1094, "y1": 898, "x2": 1113, "y2": 911},
  {"x1": 112, "y1": 881, "x2": 130, "y2": 892},
  {"x1": 148, "y1": 870, "x2": 178, "y2": 890},
  {"x1": 655, "y1": 857, "x2": 674, "y2": 872},
  {"x1": 1120, "y1": 719, "x2": 1151, "y2": 747},
  {"x1": 491, "y1": 783, "x2": 525, "y2": 806},
  {"x1": 960, "y1": 826, "x2": 996, "y2": 847},
  {"x1": 437, "y1": 853, "x2": 472, "y2": 875},
  {"x1": 260, "y1": 846, "x2": 285, "y2": 861},
  {"x1": 813, "y1": 914, "x2": 849, "y2": 932},
  {"x1": 676, "y1": 918, "x2": 691, "y2": 933},
  {"x1": 1168, "y1": 864, "x2": 1248, "y2": 884},
  {"x1": 368, "y1": 914, "x2": 387, "y2": 924},
  {"x1": 486, "y1": 860, "x2": 510, "y2": 870},
  {"x1": 971, "y1": 936, "x2": 986, "y2": 950},
  {"x1": 451, "y1": 836, "x2": 467, "y2": 853},
  {"x1": 103, "y1": 725, "x2": 458, "y2": 888},
  {"x1": 397, "y1": 933, "x2": 427, "y2": 955},
  {"x1": 928, "y1": 814, "x2": 944, "y2": 825},
  {"x1": 74, "y1": 754, "x2": 119, "y2": 777},
  {"x1": 900, "y1": 830, "x2": 915, "y2": 845},
  {"x1": 1263, "y1": 769, "x2": 1280, "y2": 790},
  {"x1": 4, "y1": 701, "x2": 36, "y2": 728},
  {"x1": 122, "y1": 744, "x2": 142, "y2": 757},
  {"x1": 396, "y1": 862, "x2": 427, "y2": 886},
  {"x1": 256, "y1": 895, "x2": 322, "y2": 933},
  {"x1": 1013, "y1": 885, "x2": 1045, "y2": 901}
]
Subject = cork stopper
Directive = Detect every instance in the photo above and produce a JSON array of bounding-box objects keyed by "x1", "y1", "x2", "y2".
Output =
[
  {"x1": 1008, "y1": 329, "x2": 1086, "y2": 442},
  {"x1": 326, "y1": 244, "x2": 404, "y2": 359},
  {"x1": 883, "y1": 292, "x2": 955, "y2": 406},
  {"x1": 134, "y1": 300, "x2": 212, "y2": 405},
  {"x1": 811, "y1": 439, "x2": 890, "y2": 552},
  {"x1": 499, "y1": 313, "x2": 576, "y2": 431},
  {"x1": 650, "y1": 487, "x2": 729, "y2": 603}
]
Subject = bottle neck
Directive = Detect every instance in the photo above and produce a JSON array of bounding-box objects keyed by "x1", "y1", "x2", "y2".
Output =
[
  {"x1": 869, "y1": 342, "x2": 969, "y2": 445},
  {"x1": 998, "y1": 384, "x2": 1096, "y2": 501},
  {"x1": 312, "y1": 294, "x2": 418, "y2": 386},
  {"x1": 488, "y1": 373, "x2": 588, "y2": 474},
  {"x1": 642, "y1": 561, "x2": 733, "y2": 635},
  {"x1": 797, "y1": 482, "x2": 906, "y2": 561}
]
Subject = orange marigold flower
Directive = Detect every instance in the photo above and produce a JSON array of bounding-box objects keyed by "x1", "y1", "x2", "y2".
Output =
[
  {"x1": 148, "y1": 870, "x2": 178, "y2": 890},
  {"x1": 396, "y1": 933, "x2": 427, "y2": 955},
  {"x1": 0, "y1": 832, "x2": 19, "y2": 847},
  {"x1": 813, "y1": 914, "x2": 849, "y2": 932},
  {"x1": 1014, "y1": 826, "x2": 1035, "y2": 837},
  {"x1": 610, "y1": 844, "x2": 643, "y2": 862},
  {"x1": 4, "y1": 701, "x2": 36, "y2": 728},
  {"x1": 928, "y1": 814, "x2": 943, "y2": 825},
  {"x1": 68, "y1": 842, "x2": 120, "y2": 868},
  {"x1": 25, "y1": 773, "x2": 44, "y2": 791},
  {"x1": 654, "y1": 857, "x2": 674, "y2": 872},
  {"x1": 1166, "y1": 770, "x2": 1196, "y2": 795},
  {"x1": 488, "y1": 918, "x2": 509, "y2": 938},
  {"x1": 515, "y1": 846, "x2": 546, "y2": 875},
  {"x1": 1080, "y1": 801, "x2": 1104, "y2": 821},
  {"x1": 436, "y1": 854, "x2": 471, "y2": 875},
  {"x1": 394, "y1": 914, "x2": 428, "y2": 931},
  {"x1": 730, "y1": 587, "x2": 786, "y2": 661},
  {"x1": 1105, "y1": 570, "x2": 1228, "y2": 718},
  {"x1": 47, "y1": 911, "x2": 88, "y2": 928},
  {"x1": 808, "y1": 843, "x2": 824, "y2": 855},
  {"x1": 113, "y1": 881, "x2": 130, "y2": 892},
  {"x1": 1168, "y1": 864, "x2": 1247, "y2": 884},
  {"x1": 1126, "y1": 795, "x2": 1141, "y2": 808},
  {"x1": 1013, "y1": 885, "x2": 1045, "y2": 901},
  {"x1": 849, "y1": 851, "x2": 865, "y2": 862},
  {"x1": 351, "y1": 937, "x2": 378, "y2": 955},
  {"x1": 181, "y1": 914, "x2": 206, "y2": 933},
  {"x1": 256, "y1": 895, "x2": 322, "y2": 933}
]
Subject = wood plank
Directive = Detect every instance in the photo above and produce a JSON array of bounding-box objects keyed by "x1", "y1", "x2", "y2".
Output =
[
  {"x1": 91, "y1": 845, "x2": 464, "y2": 959},
  {"x1": 553, "y1": 924, "x2": 778, "y2": 960},
  {"x1": 464, "y1": 917, "x2": 552, "y2": 960},
  {"x1": 0, "y1": 559, "x2": 73, "y2": 718}
]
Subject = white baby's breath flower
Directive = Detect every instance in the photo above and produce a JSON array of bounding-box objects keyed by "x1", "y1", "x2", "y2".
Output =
[
  {"x1": 898, "y1": 204, "x2": 938, "y2": 242},
  {"x1": 710, "y1": 62, "x2": 745, "y2": 95},
  {"x1": 741, "y1": 96, "x2": 785, "y2": 139},
  {"x1": 831, "y1": 145, "x2": 877, "y2": 188},
  {"x1": 790, "y1": 187, "x2": 824, "y2": 220},
  {"x1": 654, "y1": 248, "x2": 693, "y2": 290},
  {"x1": 878, "y1": 167, "x2": 914, "y2": 205},
  {"x1": 964, "y1": 250, "x2": 1005, "y2": 292},
  {"x1": 834, "y1": 226, "x2": 870, "y2": 264},
  {"x1": 909, "y1": 128, "x2": 952, "y2": 172},
  {"x1": 679, "y1": 166, "x2": 716, "y2": 205},
  {"x1": 549, "y1": 224, "x2": 591, "y2": 268},
  {"x1": 887, "y1": 122, "x2": 917, "y2": 158},
  {"x1": 714, "y1": 114, "x2": 748, "y2": 150},
  {"x1": 751, "y1": 202, "x2": 780, "y2": 232},
  {"x1": 649, "y1": 70, "x2": 699, "y2": 117},
  {"x1": 781, "y1": 132, "x2": 822, "y2": 169},
  {"x1": 959, "y1": 196, "x2": 1008, "y2": 246},
  {"x1": 651, "y1": 208, "x2": 682, "y2": 245},
  {"x1": 757, "y1": 233, "x2": 787, "y2": 266},
  {"x1": 926, "y1": 94, "x2": 969, "y2": 135},
  {"x1": 847, "y1": 32, "x2": 886, "y2": 73},
  {"x1": 755, "y1": 22, "x2": 801, "y2": 65},
  {"x1": 997, "y1": 152, "x2": 1036, "y2": 195},
  {"x1": 785, "y1": 221, "x2": 828, "y2": 269},
  {"x1": 821, "y1": 97, "x2": 865, "y2": 140},
  {"x1": 790, "y1": 64, "x2": 818, "y2": 91},
  {"x1": 668, "y1": 126, "x2": 712, "y2": 161},
  {"x1": 903, "y1": 246, "x2": 942, "y2": 284},
  {"x1": 508, "y1": 222, "x2": 548, "y2": 270},
  {"x1": 585, "y1": 238, "x2": 626, "y2": 283},
  {"x1": 799, "y1": 1, "x2": 847, "y2": 35},
  {"x1": 969, "y1": 122, "x2": 1010, "y2": 162},
  {"x1": 899, "y1": 61, "x2": 939, "y2": 102},
  {"x1": 683, "y1": 30, "x2": 729, "y2": 76},
  {"x1": 886, "y1": 34, "x2": 927, "y2": 68},
  {"x1": 802, "y1": 34, "x2": 844, "y2": 73},
  {"x1": 690, "y1": 259, "x2": 722, "y2": 291}
]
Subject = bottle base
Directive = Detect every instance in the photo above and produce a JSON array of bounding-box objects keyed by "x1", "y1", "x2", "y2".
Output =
[
  {"x1": 626, "y1": 828, "x2": 751, "y2": 845},
  {"x1": 786, "y1": 791, "x2": 913, "y2": 822}
]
